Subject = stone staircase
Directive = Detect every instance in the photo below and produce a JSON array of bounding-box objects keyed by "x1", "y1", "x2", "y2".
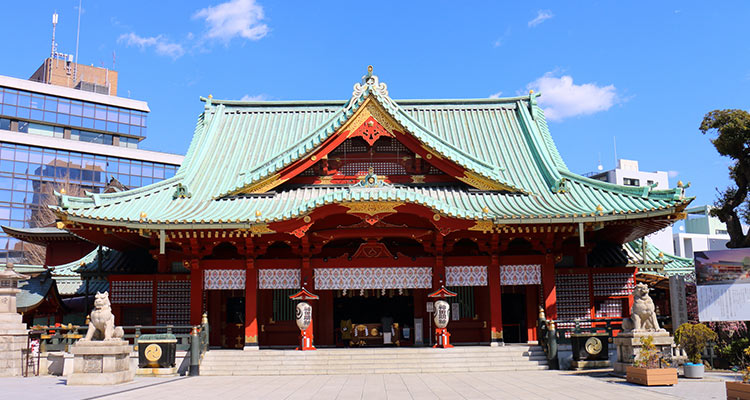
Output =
[{"x1": 200, "y1": 345, "x2": 548, "y2": 376}]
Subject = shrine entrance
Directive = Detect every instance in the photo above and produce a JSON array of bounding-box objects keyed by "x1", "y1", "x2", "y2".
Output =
[
  {"x1": 500, "y1": 285, "x2": 540, "y2": 344},
  {"x1": 333, "y1": 292, "x2": 414, "y2": 347},
  {"x1": 206, "y1": 289, "x2": 245, "y2": 349}
]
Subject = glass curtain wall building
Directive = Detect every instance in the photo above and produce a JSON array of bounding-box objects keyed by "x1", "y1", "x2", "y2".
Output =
[{"x1": 0, "y1": 74, "x2": 182, "y2": 261}]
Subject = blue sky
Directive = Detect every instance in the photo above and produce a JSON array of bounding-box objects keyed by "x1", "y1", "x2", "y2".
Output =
[{"x1": 1, "y1": 1, "x2": 748, "y2": 209}]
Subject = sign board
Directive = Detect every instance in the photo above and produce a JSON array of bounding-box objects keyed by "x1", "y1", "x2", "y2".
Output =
[
  {"x1": 426, "y1": 302, "x2": 434, "y2": 313},
  {"x1": 413, "y1": 318, "x2": 423, "y2": 345},
  {"x1": 669, "y1": 275, "x2": 688, "y2": 329},
  {"x1": 451, "y1": 303, "x2": 460, "y2": 321},
  {"x1": 695, "y1": 248, "x2": 750, "y2": 322}
]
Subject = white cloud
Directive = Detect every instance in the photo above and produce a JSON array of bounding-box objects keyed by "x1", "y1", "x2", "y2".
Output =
[
  {"x1": 489, "y1": 91, "x2": 503, "y2": 99},
  {"x1": 528, "y1": 10, "x2": 553, "y2": 27},
  {"x1": 668, "y1": 170, "x2": 679, "y2": 178},
  {"x1": 493, "y1": 27, "x2": 511, "y2": 48},
  {"x1": 527, "y1": 72, "x2": 618, "y2": 121},
  {"x1": 118, "y1": 33, "x2": 184, "y2": 59},
  {"x1": 240, "y1": 94, "x2": 266, "y2": 101},
  {"x1": 194, "y1": 0, "x2": 269, "y2": 42}
]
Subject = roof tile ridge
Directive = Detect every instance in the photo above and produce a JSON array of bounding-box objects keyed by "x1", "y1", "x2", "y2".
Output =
[
  {"x1": 175, "y1": 112, "x2": 208, "y2": 177},
  {"x1": 514, "y1": 100, "x2": 565, "y2": 192},
  {"x1": 182, "y1": 104, "x2": 226, "y2": 180},
  {"x1": 530, "y1": 102, "x2": 569, "y2": 171},
  {"x1": 59, "y1": 176, "x2": 184, "y2": 212},
  {"x1": 559, "y1": 170, "x2": 684, "y2": 201},
  {"x1": 48, "y1": 248, "x2": 101, "y2": 274},
  {"x1": 638, "y1": 238, "x2": 694, "y2": 264}
]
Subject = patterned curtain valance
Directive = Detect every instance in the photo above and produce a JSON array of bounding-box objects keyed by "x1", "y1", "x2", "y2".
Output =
[
  {"x1": 204, "y1": 269, "x2": 246, "y2": 290},
  {"x1": 258, "y1": 269, "x2": 301, "y2": 289},
  {"x1": 500, "y1": 264, "x2": 541, "y2": 285},
  {"x1": 314, "y1": 267, "x2": 432, "y2": 290},
  {"x1": 445, "y1": 266, "x2": 487, "y2": 286}
]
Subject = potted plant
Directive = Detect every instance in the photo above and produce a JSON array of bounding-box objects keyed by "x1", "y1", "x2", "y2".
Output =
[
  {"x1": 674, "y1": 322, "x2": 718, "y2": 379},
  {"x1": 726, "y1": 346, "x2": 750, "y2": 400},
  {"x1": 626, "y1": 336, "x2": 678, "y2": 386}
]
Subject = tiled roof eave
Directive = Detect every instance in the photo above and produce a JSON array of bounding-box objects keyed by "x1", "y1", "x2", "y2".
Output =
[{"x1": 62, "y1": 203, "x2": 685, "y2": 230}]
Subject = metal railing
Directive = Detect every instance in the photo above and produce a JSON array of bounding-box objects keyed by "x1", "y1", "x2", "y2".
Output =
[
  {"x1": 556, "y1": 317, "x2": 623, "y2": 344},
  {"x1": 29, "y1": 313, "x2": 210, "y2": 376}
]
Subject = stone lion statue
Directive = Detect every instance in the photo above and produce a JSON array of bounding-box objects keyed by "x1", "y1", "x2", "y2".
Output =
[
  {"x1": 622, "y1": 283, "x2": 665, "y2": 333},
  {"x1": 82, "y1": 292, "x2": 124, "y2": 341}
]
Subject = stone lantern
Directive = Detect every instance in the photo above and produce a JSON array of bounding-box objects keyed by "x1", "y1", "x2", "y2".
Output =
[{"x1": 0, "y1": 263, "x2": 30, "y2": 377}]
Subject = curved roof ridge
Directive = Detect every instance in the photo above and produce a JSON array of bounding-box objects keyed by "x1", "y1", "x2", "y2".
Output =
[
  {"x1": 200, "y1": 95, "x2": 530, "y2": 108},
  {"x1": 514, "y1": 99, "x2": 564, "y2": 192},
  {"x1": 58, "y1": 175, "x2": 183, "y2": 210},
  {"x1": 530, "y1": 102, "x2": 569, "y2": 171},
  {"x1": 559, "y1": 169, "x2": 684, "y2": 201},
  {"x1": 175, "y1": 112, "x2": 208, "y2": 177}
]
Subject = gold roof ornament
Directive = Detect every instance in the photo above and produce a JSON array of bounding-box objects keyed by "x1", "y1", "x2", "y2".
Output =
[{"x1": 139, "y1": 211, "x2": 147, "y2": 221}]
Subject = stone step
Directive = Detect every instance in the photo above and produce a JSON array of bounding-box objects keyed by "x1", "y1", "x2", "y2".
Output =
[
  {"x1": 202, "y1": 353, "x2": 546, "y2": 362},
  {"x1": 200, "y1": 359, "x2": 549, "y2": 369},
  {"x1": 199, "y1": 346, "x2": 549, "y2": 376},
  {"x1": 201, "y1": 365, "x2": 550, "y2": 376},
  {"x1": 202, "y1": 355, "x2": 546, "y2": 364},
  {"x1": 203, "y1": 349, "x2": 545, "y2": 359}
]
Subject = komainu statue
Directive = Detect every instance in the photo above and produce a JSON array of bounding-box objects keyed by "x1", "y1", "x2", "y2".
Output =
[
  {"x1": 622, "y1": 283, "x2": 665, "y2": 333},
  {"x1": 82, "y1": 292, "x2": 124, "y2": 341}
]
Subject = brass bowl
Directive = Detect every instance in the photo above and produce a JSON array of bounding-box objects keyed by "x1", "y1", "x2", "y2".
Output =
[{"x1": 370, "y1": 328, "x2": 379, "y2": 336}]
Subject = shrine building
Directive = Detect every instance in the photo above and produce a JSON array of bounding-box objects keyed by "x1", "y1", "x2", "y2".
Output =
[{"x1": 51, "y1": 67, "x2": 692, "y2": 349}]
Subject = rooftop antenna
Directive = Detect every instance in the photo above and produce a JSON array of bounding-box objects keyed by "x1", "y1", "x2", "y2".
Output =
[
  {"x1": 597, "y1": 152, "x2": 603, "y2": 171},
  {"x1": 49, "y1": 11, "x2": 59, "y2": 84},
  {"x1": 74, "y1": 0, "x2": 82, "y2": 83},
  {"x1": 51, "y1": 12, "x2": 58, "y2": 59}
]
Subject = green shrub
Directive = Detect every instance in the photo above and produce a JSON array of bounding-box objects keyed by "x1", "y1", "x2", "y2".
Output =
[
  {"x1": 634, "y1": 336, "x2": 671, "y2": 369},
  {"x1": 719, "y1": 338, "x2": 750, "y2": 367},
  {"x1": 675, "y1": 322, "x2": 718, "y2": 364}
]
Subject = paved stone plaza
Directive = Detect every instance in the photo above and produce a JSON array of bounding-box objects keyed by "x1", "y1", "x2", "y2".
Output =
[{"x1": 0, "y1": 370, "x2": 734, "y2": 399}]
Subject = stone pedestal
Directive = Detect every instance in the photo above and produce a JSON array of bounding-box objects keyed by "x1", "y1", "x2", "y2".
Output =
[
  {"x1": 0, "y1": 264, "x2": 30, "y2": 377},
  {"x1": 67, "y1": 340, "x2": 134, "y2": 385},
  {"x1": 613, "y1": 331, "x2": 673, "y2": 375},
  {"x1": 0, "y1": 312, "x2": 28, "y2": 376}
]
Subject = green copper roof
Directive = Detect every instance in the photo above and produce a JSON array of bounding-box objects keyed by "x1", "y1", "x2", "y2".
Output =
[
  {"x1": 625, "y1": 238, "x2": 695, "y2": 277},
  {"x1": 56, "y1": 70, "x2": 691, "y2": 228}
]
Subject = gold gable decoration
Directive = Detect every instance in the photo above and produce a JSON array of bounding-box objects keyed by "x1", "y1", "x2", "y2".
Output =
[
  {"x1": 468, "y1": 220, "x2": 496, "y2": 233},
  {"x1": 459, "y1": 171, "x2": 519, "y2": 192},
  {"x1": 342, "y1": 97, "x2": 401, "y2": 140},
  {"x1": 342, "y1": 201, "x2": 403, "y2": 216}
]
